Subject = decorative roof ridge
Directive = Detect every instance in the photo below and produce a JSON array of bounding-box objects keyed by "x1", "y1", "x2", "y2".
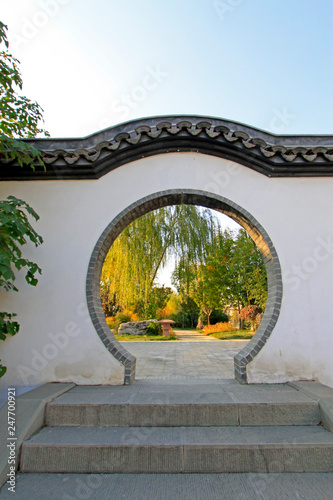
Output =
[
  {"x1": 1, "y1": 116, "x2": 333, "y2": 179},
  {"x1": 4, "y1": 116, "x2": 333, "y2": 165}
]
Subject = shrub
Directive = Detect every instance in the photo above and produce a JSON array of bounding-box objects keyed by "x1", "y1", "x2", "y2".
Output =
[
  {"x1": 114, "y1": 312, "x2": 132, "y2": 331},
  {"x1": 146, "y1": 321, "x2": 162, "y2": 336},
  {"x1": 210, "y1": 310, "x2": 229, "y2": 325},
  {"x1": 156, "y1": 306, "x2": 172, "y2": 320},
  {"x1": 203, "y1": 322, "x2": 235, "y2": 335},
  {"x1": 145, "y1": 303, "x2": 158, "y2": 320},
  {"x1": 106, "y1": 317, "x2": 116, "y2": 330},
  {"x1": 168, "y1": 329, "x2": 178, "y2": 340},
  {"x1": 239, "y1": 305, "x2": 262, "y2": 331},
  {"x1": 239, "y1": 305, "x2": 262, "y2": 321}
]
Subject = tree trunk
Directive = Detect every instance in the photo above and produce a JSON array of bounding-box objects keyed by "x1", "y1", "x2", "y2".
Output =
[
  {"x1": 196, "y1": 316, "x2": 203, "y2": 329},
  {"x1": 238, "y1": 302, "x2": 244, "y2": 329}
]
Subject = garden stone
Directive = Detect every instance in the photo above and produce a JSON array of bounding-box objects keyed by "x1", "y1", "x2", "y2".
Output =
[{"x1": 118, "y1": 320, "x2": 157, "y2": 335}]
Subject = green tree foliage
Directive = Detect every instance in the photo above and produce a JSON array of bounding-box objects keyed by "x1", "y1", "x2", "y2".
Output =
[
  {"x1": 204, "y1": 228, "x2": 267, "y2": 311},
  {"x1": 152, "y1": 286, "x2": 173, "y2": 310},
  {"x1": 0, "y1": 196, "x2": 43, "y2": 293},
  {"x1": 173, "y1": 227, "x2": 268, "y2": 321},
  {"x1": 0, "y1": 196, "x2": 43, "y2": 344},
  {"x1": 102, "y1": 204, "x2": 268, "y2": 328},
  {"x1": 0, "y1": 22, "x2": 46, "y2": 376},
  {"x1": 209, "y1": 309, "x2": 229, "y2": 325},
  {"x1": 178, "y1": 295, "x2": 200, "y2": 328},
  {"x1": 135, "y1": 285, "x2": 173, "y2": 320},
  {"x1": 101, "y1": 206, "x2": 219, "y2": 316},
  {"x1": 187, "y1": 264, "x2": 221, "y2": 325},
  {"x1": 0, "y1": 22, "x2": 48, "y2": 168},
  {"x1": 246, "y1": 266, "x2": 268, "y2": 310},
  {"x1": 165, "y1": 294, "x2": 200, "y2": 328}
]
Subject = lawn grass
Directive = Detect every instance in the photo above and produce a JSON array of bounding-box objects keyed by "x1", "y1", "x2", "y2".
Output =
[
  {"x1": 205, "y1": 329, "x2": 255, "y2": 340},
  {"x1": 114, "y1": 328, "x2": 253, "y2": 341},
  {"x1": 115, "y1": 333, "x2": 178, "y2": 341}
]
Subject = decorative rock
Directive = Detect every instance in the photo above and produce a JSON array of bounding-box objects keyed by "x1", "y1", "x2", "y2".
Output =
[{"x1": 118, "y1": 320, "x2": 157, "y2": 335}]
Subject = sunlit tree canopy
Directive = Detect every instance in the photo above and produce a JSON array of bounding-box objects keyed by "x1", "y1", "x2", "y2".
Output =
[{"x1": 101, "y1": 206, "x2": 267, "y2": 323}]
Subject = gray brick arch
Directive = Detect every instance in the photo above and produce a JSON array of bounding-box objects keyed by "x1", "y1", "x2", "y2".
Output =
[{"x1": 86, "y1": 189, "x2": 282, "y2": 384}]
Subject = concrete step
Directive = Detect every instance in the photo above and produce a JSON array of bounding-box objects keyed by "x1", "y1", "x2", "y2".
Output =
[
  {"x1": 45, "y1": 401, "x2": 320, "y2": 427},
  {"x1": 45, "y1": 384, "x2": 320, "y2": 427},
  {"x1": 20, "y1": 425, "x2": 333, "y2": 473},
  {"x1": 2, "y1": 472, "x2": 333, "y2": 499}
]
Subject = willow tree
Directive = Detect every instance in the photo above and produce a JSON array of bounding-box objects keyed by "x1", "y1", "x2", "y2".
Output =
[{"x1": 101, "y1": 205, "x2": 220, "y2": 316}]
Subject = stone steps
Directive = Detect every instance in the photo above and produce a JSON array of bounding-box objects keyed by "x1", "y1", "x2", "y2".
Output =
[
  {"x1": 20, "y1": 425, "x2": 333, "y2": 473},
  {"x1": 16, "y1": 382, "x2": 333, "y2": 476},
  {"x1": 45, "y1": 401, "x2": 320, "y2": 427},
  {"x1": 45, "y1": 382, "x2": 321, "y2": 427}
]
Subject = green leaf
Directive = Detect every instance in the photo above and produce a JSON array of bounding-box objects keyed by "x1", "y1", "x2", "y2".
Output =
[
  {"x1": 0, "y1": 363, "x2": 7, "y2": 378},
  {"x1": 0, "y1": 23, "x2": 45, "y2": 350},
  {"x1": 0, "y1": 23, "x2": 48, "y2": 170},
  {"x1": 0, "y1": 312, "x2": 20, "y2": 340},
  {"x1": 0, "y1": 195, "x2": 43, "y2": 295}
]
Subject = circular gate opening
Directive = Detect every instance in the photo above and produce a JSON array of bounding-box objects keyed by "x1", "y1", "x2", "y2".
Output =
[{"x1": 86, "y1": 190, "x2": 282, "y2": 384}]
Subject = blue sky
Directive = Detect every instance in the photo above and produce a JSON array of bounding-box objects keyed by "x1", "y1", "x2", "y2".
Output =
[
  {"x1": 2, "y1": 0, "x2": 333, "y2": 138},
  {"x1": 2, "y1": 1, "x2": 332, "y2": 286}
]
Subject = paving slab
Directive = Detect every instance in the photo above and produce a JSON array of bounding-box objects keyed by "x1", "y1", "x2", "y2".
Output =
[
  {"x1": 1, "y1": 472, "x2": 333, "y2": 500},
  {"x1": 46, "y1": 379, "x2": 320, "y2": 403},
  {"x1": 288, "y1": 381, "x2": 333, "y2": 400},
  {"x1": 120, "y1": 340, "x2": 248, "y2": 379}
]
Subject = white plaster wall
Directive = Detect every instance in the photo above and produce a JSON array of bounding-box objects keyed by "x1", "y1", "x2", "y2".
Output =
[{"x1": 0, "y1": 152, "x2": 333, "y2": 389}]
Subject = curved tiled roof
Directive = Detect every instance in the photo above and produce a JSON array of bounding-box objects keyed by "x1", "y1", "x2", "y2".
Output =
[{"x1": 1, "y1": 115, "x2": 333, "y2": 179}]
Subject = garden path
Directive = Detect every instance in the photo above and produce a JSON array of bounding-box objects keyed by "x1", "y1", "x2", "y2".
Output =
[
  {"x1": 173, "y1": 329, "x2": 219, "y2": 341},
  {"x1": 120, "y1": 338, "x2": 249, "y2": 379}
]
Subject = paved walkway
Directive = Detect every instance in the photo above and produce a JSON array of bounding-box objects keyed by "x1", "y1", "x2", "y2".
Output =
[
  {"x1": 2, "y1": 472, "x2": 333, "y2": 499},
  {"x1": 174, "y1": 328, "x2": 221, "y2": 341},
  {"x1": 121, "y1": 330, "x2": 248, "y2": 379}
]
